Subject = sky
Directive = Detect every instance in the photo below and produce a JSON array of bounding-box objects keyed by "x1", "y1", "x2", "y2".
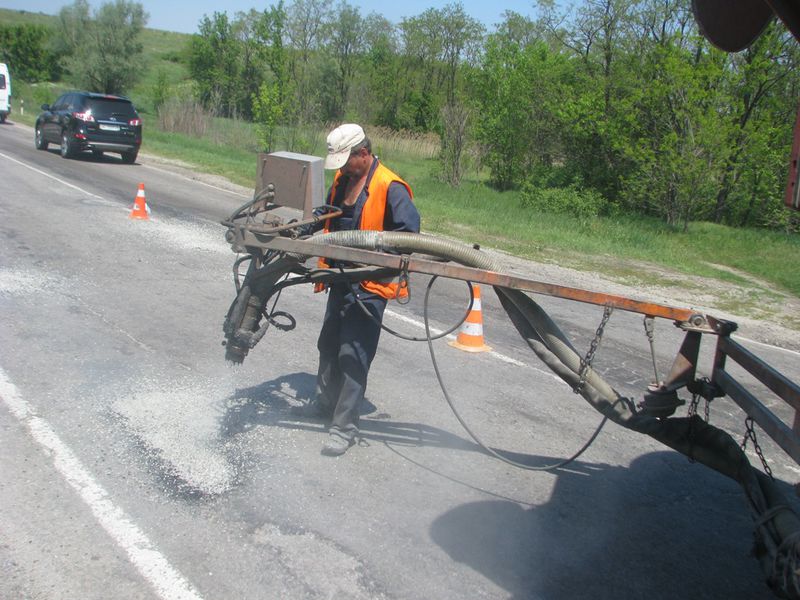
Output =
[{"x1": 0, "y1": 0, "x2": 543, "y2": 35}]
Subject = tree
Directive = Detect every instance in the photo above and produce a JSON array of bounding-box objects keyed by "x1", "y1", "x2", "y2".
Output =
[
  {"x1": 710, "y1": 23, "x2": 799, "y2": 224},
  {"x1": 322, "y1": 1, "x2": 364, "y2": 120},
  {"x1": 398, "y1": 10, "x2": 444, "y2": 130},
  {"x1": 438, "y1": 3, "x2": 484, "y2": 105},
  {"x1": 361, "y1": 13, "x2": 402, "y2": 126},
  {"x1": 285, "y1": 0, "x2": 332, "y2": 123},
  {"x1": 0, "y1": 24, "x2": 61, "y2": 82},
  {"x1": 57, "y1": 0, "x2": 148, "y2": 94},
  {"x1": 439, "y1": 100, "x2": 470, "y2": 186},
  {"x1": 621, "y1": 36, "x2": 724, "y2": 228},
  {"x1": 252, "y1": 82, "x2": 283, "y2": 151},
  {"x1": 471, "y1": 27, "x2": 571, "y2": 190},
  {"x1": 189, "y1": 12, "x2": 239, "y2": 116}
]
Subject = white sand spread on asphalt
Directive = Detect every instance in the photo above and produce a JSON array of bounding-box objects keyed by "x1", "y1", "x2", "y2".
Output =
[{"x1": 114, "y1": 374, "x2": 242, "y2": 496}]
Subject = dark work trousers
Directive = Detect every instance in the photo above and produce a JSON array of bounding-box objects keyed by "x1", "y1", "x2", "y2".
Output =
[{"x1": 316, "y1": 282, "x2": 387, "y2": 440}]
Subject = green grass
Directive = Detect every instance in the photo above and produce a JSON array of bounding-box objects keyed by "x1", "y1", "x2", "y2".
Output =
[
  {"x1": 144, "y1": 128, "x2": 258, "y2": 187},
  {"x1": 0, "y1": 8, "x2": 56, "y2": 27}
]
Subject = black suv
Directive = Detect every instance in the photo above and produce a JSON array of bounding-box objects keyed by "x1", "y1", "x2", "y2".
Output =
[{"x1": 34, "y1": 91, "x2": 142, "y2": 163}]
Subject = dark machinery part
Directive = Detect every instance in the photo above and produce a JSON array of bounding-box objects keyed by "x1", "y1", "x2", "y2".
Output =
[
  {"x1": 222, "y1": 252, "x2": 304, "y2": 364},
  {"x1": 692, "y1": 0, "x2": 800, "y2": 52}
]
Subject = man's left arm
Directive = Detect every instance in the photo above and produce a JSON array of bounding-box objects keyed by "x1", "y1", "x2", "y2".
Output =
[{"x1": 384, "y1": 182, "x2": 421, "y2": 233}]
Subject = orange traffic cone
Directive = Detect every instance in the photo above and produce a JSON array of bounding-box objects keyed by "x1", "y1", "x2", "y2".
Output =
[
  {"x1": 129, "y1": 183, "x2": 150, "y2": 220},
  {"x1": 449, "y1": 283, "x2": 491, "y2": 353}
]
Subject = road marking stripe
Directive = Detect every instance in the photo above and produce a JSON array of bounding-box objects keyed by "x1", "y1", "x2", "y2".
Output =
[
  {"x1": 0, "y1": 368, "x2": 205, "y2": 600},
  {"x1": 0, "y1": 151, "x2": 115, "y2": 205},
  {"x1": 384, "y1": 309, "x2": 563, "y2": 380}
]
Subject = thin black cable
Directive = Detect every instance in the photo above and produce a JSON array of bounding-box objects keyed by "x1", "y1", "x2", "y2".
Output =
[
  {"x1": 346, "y1": 275, "x2": 475, "y2": 342},
  {"x1": 423, "y1": 275, "x2": 611, "y2": 472}
]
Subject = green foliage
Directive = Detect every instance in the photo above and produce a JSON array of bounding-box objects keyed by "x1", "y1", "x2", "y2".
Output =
[
  {"x1": 189, "y1": 12, "x2": 238, "y2": 116},
  {"x1": 189, "y1": 5, "x2": 287, "y2": 120},
  {"x1": 520, "y1": 184, "x2": 609, "y2": 221},
  {"x1": 56, "y1": 0, "x2": 148, "y2": 94},
  {"x1": 150, "y1": 68, "x2": 169, "y2": 111},
  {"x1": 471, "y1": 37, "x2": 570, "y2": 190},
  {"x1": 0, "y1": 23, "x2": 61, "y2": 82},
  {"x1": 252, "y1": 82, "x2": 283, "y2": 151}
]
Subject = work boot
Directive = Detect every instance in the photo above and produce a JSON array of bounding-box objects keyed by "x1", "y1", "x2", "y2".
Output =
[
  {"x1": 321, "y1": 431, "x2": 355, "y2": 456},
  {"x1": 290, "y1": 400, "x2": 333, "y2": 420}
]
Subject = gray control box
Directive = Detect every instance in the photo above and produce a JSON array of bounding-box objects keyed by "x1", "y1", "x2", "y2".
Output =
[{"x1": 256, "y1": 151, "x2": 325, "y2": 219}]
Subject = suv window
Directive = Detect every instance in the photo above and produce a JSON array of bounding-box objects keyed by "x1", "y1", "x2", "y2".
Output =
[
  {"x1": 51, "y1": 94, "x2": 68, "y2": 111},
  {"x1": 87, "y1": 98, "x2": 137, "y2": 120},
  {"x1": 65, "y1": 94, "x2": 79, "y2": 111}
]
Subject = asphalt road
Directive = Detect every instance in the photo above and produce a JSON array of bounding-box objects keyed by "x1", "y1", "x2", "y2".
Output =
[{"x1": 2, "y1": 118, "x2": 799, "y2": 600}]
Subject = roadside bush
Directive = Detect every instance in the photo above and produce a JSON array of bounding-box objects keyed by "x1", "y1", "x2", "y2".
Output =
[
  {"x1": 150, "y1": 68, "x2": 170, "y2": 113},
  {"x1": 520, "y1": 183, "x2": 609, "y2": 220}
]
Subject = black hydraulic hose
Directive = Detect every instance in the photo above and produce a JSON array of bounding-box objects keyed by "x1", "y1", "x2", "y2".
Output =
[{"x1": 422, "y1": 275, "x2": 610, "y2": 471}]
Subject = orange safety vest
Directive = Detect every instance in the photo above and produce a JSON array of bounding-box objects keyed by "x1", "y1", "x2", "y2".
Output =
[{"x1": 316, "y1": 160, "x2": 413, "y2": 300}]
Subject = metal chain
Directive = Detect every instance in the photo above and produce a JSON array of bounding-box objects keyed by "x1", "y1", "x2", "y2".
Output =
[
  {"x1": 395, "y1": 255, "x2": 411, "y2": 305},
  {"x1": 688, "y1": 392, "x2": 700, "y2": 417},
  {"x1": 574, "y1": 304, "x2": 614, "y2": 395},
  {"x1": 687, "y1": 390, "x2": 711, "y2": 423},
  {"x1": 741, "y1": 416, "x2": 774, "y2": 480},
  {"x1": 643, "y1": 316, "x2": 660, "y2": 384}
]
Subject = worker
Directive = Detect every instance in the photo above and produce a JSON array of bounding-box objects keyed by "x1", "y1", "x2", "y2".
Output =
[{"x1": 293, "y1": 123, "x2": 421, "y2": 456}]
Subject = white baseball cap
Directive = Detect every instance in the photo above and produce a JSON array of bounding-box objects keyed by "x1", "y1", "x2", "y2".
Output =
[{"x1": 324, "y1": 123, "x2": 366, "y2": 170}]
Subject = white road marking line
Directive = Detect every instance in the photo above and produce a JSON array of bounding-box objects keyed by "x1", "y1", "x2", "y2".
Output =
[
  {"x1": 142, "y1": 163, "x2": 250, "y2": 198},
  {"x1": 0, "y1": 151, "x2": 117, "y2": 207},
  {"x1": 0, "y1": 368, "x2": 205, "y2": 600},
  {"x1": 735, "y1": 335, "x2": 800, "y2": 358},
  {"x1": 384, "y1": 309, "x2": 563, "y2": 381}
]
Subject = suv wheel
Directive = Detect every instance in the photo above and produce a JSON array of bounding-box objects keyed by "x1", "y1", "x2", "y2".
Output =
[
  {"x1": 35, "y1": 126, "x2": 48, "y2": 150},
  {"x1": 60, "y1": 131, "x2": 75, "y2": 159},
  {"x1": 121, "y1": 150, "x2": 138, "y2": 164}
]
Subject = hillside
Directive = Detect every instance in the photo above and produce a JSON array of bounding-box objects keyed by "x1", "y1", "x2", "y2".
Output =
[{"x1": 0, "y1": 7, "x2": 193, "y2": 112}]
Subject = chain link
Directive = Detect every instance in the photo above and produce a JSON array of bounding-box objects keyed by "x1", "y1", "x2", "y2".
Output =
[
  {"x1": 574, "y1": 304, "x2": 614, "y2": 395},
  {"x1": 688, "y1": 392, "x2": 700, "y2": 417},
  {"x1": 741, "y1": 416, "x2": 774, "y2": 480},
  {"x1": 687, "y1": 390, "x2": 711, "y2": 423},
  {"x1": 643, "y1": 316, "x2": 660, "y2": 384}
]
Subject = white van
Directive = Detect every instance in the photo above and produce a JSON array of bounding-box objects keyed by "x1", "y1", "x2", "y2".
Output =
[{"x1": 0, "y1": 63, "x2": 10, "y2": 123}]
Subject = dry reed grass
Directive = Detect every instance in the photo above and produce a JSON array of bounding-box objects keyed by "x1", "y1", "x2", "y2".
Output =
[
  {"x1": 366, "y1": 126, "x2": 440, "y2": 159},
  {"x1": 157, "y1": 97, "x2": 210, "y2": 137}
]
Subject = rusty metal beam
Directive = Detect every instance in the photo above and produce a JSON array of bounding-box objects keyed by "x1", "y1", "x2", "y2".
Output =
[
  {"x1": 714, "y1": 368, "x2": 800, "y2": 465},
  {"x1": 236, "y1": 232, "x2": 707, "y2": 324}
]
